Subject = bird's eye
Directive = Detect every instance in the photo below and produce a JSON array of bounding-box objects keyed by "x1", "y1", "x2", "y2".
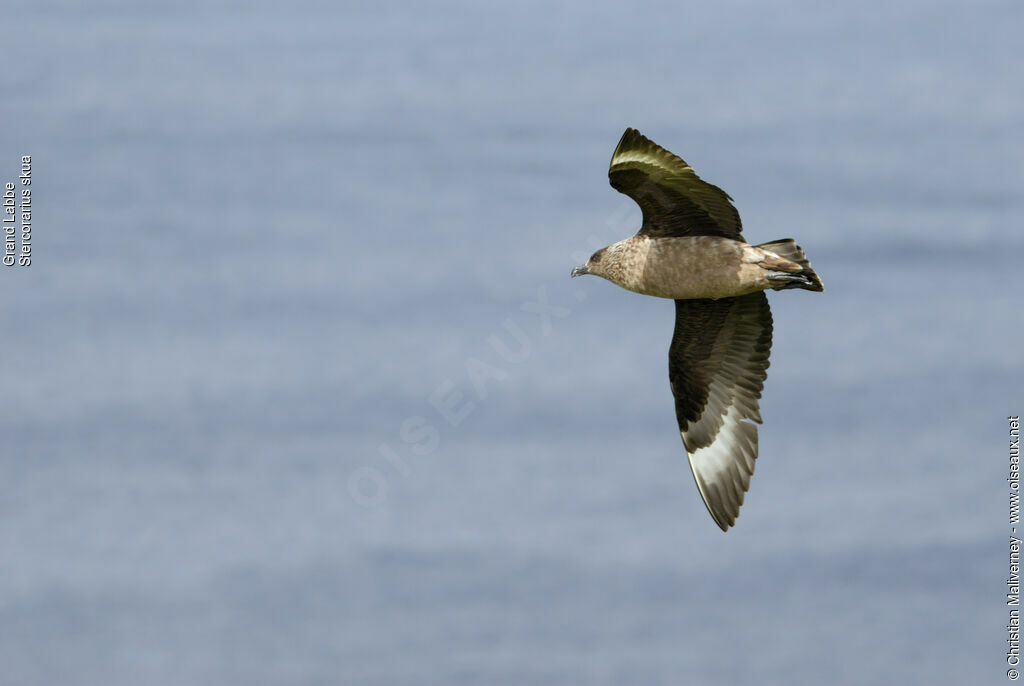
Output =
[{"x1": 590, "y1": 250, "x2": 603, "y2": 264}]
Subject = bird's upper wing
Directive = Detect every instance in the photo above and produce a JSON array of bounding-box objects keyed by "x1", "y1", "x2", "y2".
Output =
[
  {"x1": 608, "y1": 128, "x2": 743, "y2": 240},
  {"x1": 669, "y1": 293, "x2": 772, "y2": 531}
]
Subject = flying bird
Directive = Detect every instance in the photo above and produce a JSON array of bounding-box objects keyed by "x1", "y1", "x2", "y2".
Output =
[{"x1": 572, "y1": 128, "x2": 823, "y2": 531}]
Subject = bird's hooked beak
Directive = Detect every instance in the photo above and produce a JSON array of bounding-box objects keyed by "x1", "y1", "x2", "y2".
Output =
[{"x1": 570, "y1": 264, "x2": 589, "y2": 278}]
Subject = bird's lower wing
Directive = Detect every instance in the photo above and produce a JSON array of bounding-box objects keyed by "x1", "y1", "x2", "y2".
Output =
[{"x1": 669, "y1": 293, "x2": 773, "y2": 531}]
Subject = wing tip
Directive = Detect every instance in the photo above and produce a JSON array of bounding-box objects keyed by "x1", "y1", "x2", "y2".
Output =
[
  {"x1": 683, "y1": 409, "x2": 762, "y2": 533},
  {"x1": 689, "y1": 467, "x2": 742, "y2": 532},
  {"x1": 619, "y1": 126, "x2": 644, "y2": 142},
  {"x1": 611, "y1": 126, "x2": 647, "y2": 161}
]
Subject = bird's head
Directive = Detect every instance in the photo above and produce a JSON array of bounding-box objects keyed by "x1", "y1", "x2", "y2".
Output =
[{"x1": 571, "y1": 247, "x2": 607, "y2": 279}]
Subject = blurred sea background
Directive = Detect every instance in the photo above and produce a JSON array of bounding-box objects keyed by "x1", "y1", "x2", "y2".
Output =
[{"x1": 1, "y1": 1, "x2": 1021, "y2": 684}]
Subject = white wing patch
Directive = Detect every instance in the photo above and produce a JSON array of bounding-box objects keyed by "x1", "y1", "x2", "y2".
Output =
[
  {"x1": 610, "y1": 149, "x2": 691, "y2": 174},
  {"x1": 684, "y1": 403, "x2": 759, "y2": 531}
]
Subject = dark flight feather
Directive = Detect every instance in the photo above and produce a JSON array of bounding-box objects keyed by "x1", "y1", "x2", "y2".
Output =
[
  {"x1": 608, "y1": 128, "x2": 744, "y2": 240},
  {"x1": 669, "y1": 293, "x2": 773, "y2": 530}
]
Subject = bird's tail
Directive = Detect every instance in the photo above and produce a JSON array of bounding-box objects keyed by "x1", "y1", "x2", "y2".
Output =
[{"x1": 757, "y1": 239, "x2": 824, "y2": 292}]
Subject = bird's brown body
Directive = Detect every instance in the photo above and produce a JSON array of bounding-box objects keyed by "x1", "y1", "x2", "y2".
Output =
[{"x1": 587, "y1": 234, "x2": 810, "y2": 301}]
